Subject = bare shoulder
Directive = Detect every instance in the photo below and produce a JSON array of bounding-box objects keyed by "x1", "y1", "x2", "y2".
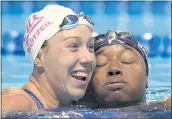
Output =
[
  {"x1": 2, "y1": 86, "x2": 33, "y2": 112},
  {"x1": 2, "y1": 86, "x2": 27, "y2": 95}
]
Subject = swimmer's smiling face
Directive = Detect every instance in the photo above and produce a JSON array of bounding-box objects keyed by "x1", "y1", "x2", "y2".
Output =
[
  {"x1": 38, "y1": 25, "x2": 96, "y2": 103},
  {"x1": 92, "y1": 44, "x2": 148, "y2": 107}
]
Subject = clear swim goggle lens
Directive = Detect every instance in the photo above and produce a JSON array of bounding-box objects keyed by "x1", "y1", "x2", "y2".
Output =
[{"x1": 59, "y1": 12, "x2": 94, "y2": 28}]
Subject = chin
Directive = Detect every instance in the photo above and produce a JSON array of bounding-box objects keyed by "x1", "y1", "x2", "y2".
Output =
[{"x1": 67, "y1": 87, "x2": 86, "y2": 100}]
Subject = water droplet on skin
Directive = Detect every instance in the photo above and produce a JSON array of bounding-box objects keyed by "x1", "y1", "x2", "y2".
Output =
[
  {"x1": 60, "y1": 79, "x2": 66, "y2": 92},
  {"x1": 62, "y1": 83, "x2": 65, "y2": 89},
  {"x1": 113, "y1": 78, "x2": 116, "y2": 82}
]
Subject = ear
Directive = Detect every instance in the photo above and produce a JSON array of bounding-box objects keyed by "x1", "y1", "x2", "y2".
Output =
[{"x1": 34, "y1": 49, "x2": 45, "y2": 69}]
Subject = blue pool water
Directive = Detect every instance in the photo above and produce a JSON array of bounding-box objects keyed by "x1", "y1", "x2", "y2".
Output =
[{"x1": 2, "y1": 55, "x2": 171, "y2": 118}]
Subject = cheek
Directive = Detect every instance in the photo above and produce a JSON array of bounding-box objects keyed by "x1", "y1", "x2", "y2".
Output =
[
  {"x1": 43, "y1": 50, "x2": 79, "y2": 84},
  {"x1": 123, "y1": 63, "x2": 144, "y2": 77},
  {"x1": 123, "y1": 65, "x2": 146, "y2": 88},
  {"x1": 46, "y1": 48, "x2": 78, "y2": 69},
  {"x1": 93, "y1": 68, "x2": 107, "y2": 88},
  {"x1": 134, "y1": 64, "x2": 146, "y2": 83}
]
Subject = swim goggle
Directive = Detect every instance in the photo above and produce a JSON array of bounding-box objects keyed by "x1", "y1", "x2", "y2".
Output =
[
  {"x1": 59, "y1": 12, "x2": 94, "y2": 31},
  {"x1": 94, "y1": 30, "x2": 147, "y2": 59},
  {"x1": 94, "y1": 30, "x2": 149, "y2": 76}
]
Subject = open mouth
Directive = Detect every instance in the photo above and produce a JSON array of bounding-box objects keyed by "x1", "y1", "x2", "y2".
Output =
[{"x1": 70, "y1": 71, "x2": 88, "y2": 81}]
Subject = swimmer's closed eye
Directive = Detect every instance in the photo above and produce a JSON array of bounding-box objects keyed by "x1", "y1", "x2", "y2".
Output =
[{"x1": 96, "y1": 55, "x2": 108, "y2": 67}]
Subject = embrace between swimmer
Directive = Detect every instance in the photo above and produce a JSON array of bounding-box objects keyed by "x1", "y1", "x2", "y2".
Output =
[{"x1": 2, "y1": 4, "x2": 171, "y2": 112}]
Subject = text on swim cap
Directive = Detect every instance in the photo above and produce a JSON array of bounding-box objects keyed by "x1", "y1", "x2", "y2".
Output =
[
  {"x1": 24, "y1": 14, "x2": 44, "y2": 46},
  {"x1": 27, "y1": 21, "x2": 54, "y2": 52}
]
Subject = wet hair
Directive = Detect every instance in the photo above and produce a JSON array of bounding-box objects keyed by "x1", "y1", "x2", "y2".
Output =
[
  {"x1": 35, "y1": 41, "x2": 48, "y2": 60},
  {"x1": 41, "y1": 40, "x2": 48, "y2": 49},
  {"x1": 41, "y1": 40, "x2": 49, "y2": 54}
]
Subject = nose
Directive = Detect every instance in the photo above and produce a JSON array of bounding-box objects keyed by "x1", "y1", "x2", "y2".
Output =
[
  {"x1": 108, "y1": 70, "x2": 122, "y2": 76},
  {"x1": 79, "y1": 47, "x2": 95, "y2": 70},
  {"x1": 107, "y1": 62, "x2": 123, "y2": 77}
]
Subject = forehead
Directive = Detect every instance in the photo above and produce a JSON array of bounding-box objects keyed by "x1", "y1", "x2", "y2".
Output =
[
  {"x1": 49, "y1": 25, "x2": 93, "y2": 43},
  {"x1": 63, "y1": 25, "x2": 93, "y2": 38}
]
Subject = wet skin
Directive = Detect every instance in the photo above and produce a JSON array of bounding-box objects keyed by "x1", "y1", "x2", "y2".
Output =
[{"x1": 91, "y1": 44, "x2": 148, "y2": 107}]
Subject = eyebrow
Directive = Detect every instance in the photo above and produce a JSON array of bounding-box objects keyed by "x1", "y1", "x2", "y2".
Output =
[
  {"x1": 121, "y1": 45, "x2": 136, "y2": 53},
  {"x1": 122, "y1": 45, "x2": 134, "y2": 51},
  {"x1": 88, "y1": 37, "x2": 94, "y2": 43},
  {"x1": 95, "y1": 44, "x2": 136, "y2": 55},
  {"x1": 63, "y1": 36, "x2": 81, "y2": 41},
  {"x1": 120, "y1": 44, "x2": 139, "y2": 56},
  {"x1": 95, "y1": 47, "x2": 108, "y2": 55},
  {"x1": 64, "y1": 36, "x2": 94, "y2": 43}
]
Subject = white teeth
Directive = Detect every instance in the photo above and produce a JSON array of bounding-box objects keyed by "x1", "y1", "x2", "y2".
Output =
[{"x1": 71, "y1": 72, "x2": 88, "y2": 77}]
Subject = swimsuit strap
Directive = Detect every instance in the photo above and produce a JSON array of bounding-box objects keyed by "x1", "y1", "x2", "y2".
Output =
[{"x1": 24, "y1": 89, "x2": 44, "y2": 109}]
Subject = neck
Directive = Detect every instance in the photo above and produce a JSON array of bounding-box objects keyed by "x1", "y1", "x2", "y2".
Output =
[
  {"x1": 29, "y1": 71, "x2": 61, "y2": 108},
  {"x1": 31, "y1": 68, "x2": 72, "y2": 107}
]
